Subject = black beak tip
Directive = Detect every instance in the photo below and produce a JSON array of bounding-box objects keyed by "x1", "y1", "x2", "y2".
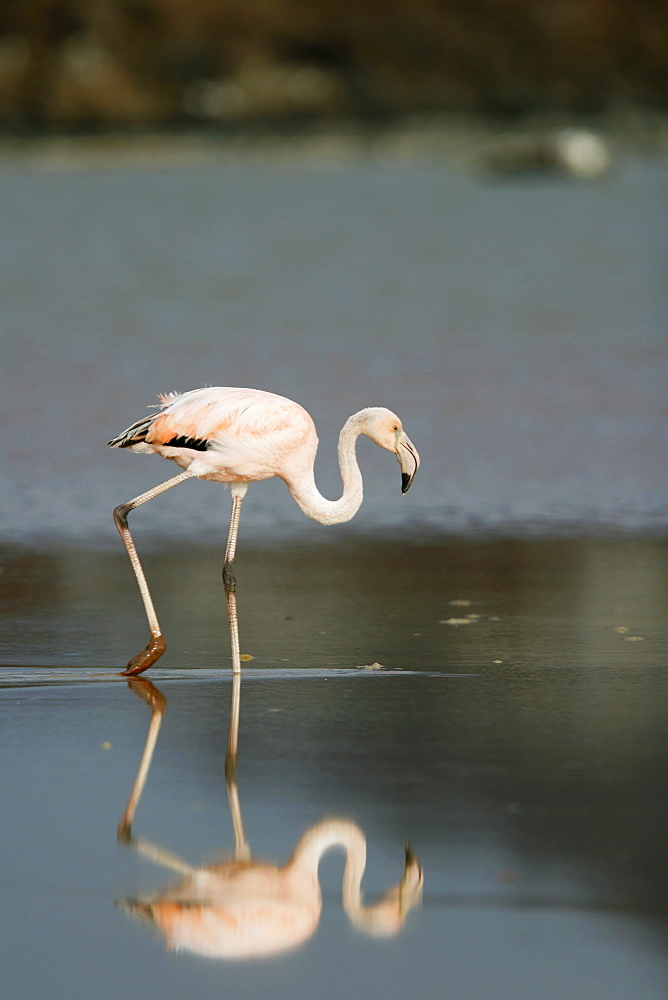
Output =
[{"x1": 401, "y1": 472, "x2": 413, "y2": 494}]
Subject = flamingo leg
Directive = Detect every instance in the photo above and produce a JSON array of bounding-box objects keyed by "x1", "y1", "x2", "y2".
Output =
[
  {"x1": 114, "y1": 471, "x2": 193, "y2": 675},
  {"x1": 222, "y1": 486, "x2": 247, "y2": 676}
]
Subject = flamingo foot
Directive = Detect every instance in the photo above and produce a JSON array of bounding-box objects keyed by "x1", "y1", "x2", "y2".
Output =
[{"x1": 121, "y1": 636, "x2": 166, "y2": 676}]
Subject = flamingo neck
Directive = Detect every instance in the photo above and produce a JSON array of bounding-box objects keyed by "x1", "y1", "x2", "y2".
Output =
[{"x1": 285, "y1": 412, "x2": 366, "y2": 525}]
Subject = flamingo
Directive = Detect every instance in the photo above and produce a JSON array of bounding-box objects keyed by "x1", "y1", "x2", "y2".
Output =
[{"x1": 109, "y1": 386, "x2": 420, "y2": 675}]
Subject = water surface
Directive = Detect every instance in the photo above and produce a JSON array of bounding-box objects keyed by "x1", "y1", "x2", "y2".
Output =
[
  {"x1": 0, "y1": 141, "x2": 666, "y2": 998},
  {"x1": 1, "y1": 538, "x2": 667, "y2": 998}
]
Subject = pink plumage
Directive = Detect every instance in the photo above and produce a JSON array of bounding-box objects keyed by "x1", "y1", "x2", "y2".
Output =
[{"x1": 110, "y1": 386, "x2": 316, "y2": 485}]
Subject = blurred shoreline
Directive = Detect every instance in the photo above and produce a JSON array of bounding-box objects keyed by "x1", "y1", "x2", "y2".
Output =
[{"x1": 1, "y1": 111, "x2": 667, "y2": 172}]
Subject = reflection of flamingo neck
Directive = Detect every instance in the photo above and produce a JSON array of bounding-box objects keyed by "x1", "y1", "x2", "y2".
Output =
[
  {"x1": 290, "y1": 818, "x2": 367, "y2": 910},
  {"x1": 290, "y1": 818, "x2": 423, "y2": 938}
]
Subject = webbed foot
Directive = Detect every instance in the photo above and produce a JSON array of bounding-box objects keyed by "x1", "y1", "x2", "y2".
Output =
[{"x1": 121, "y1": 635, "x2": 166, "y2": 676}]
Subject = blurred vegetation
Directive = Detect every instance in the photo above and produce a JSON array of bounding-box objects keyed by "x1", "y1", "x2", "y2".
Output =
[{"x1": 0, "y1": 0, "x2": 666, "y2": 130}]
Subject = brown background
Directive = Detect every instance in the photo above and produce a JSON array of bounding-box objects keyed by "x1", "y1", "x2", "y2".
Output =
[{"x1": 1, "y1": 0, "x2": 666, "y2": 129}]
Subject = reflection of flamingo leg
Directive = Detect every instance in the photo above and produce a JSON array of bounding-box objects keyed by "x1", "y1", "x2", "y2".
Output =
[
  {"x1": 225, "y1": 667, "x2": 242, "y2": 770},
  {"x1": 117, "y1": 679, "x2": 194, "y2": 874},
  {"x1": 117, "y1": 672, "x2": 251, "y2": 865},
  {"x1": 225, "y1": 670, "x2": 251, "y2": 861},
  {"x1": 117, "y1": 680, "x2": 166, "y2": 841}
]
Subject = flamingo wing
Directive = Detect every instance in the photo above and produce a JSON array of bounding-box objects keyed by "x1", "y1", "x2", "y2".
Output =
[{"x1": 109, "y1": 387, "x2": 317, "y2": 483}]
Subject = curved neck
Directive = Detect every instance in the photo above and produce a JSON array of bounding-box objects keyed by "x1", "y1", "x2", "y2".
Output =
[
  {"x1": 289, "y1": 818, "x2": 411, "y2": 937},
  {"x1": 290, "y1": 818, "x2": 367, "y2": 896},
  {"x1": 284, "y1": 413, "x2": 366, "y2": 525}
]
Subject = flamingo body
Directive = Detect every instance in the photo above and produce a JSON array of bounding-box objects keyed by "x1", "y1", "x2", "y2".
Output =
[{"x1": 110, "y1": 387, "x2": 317, "y2": 487}]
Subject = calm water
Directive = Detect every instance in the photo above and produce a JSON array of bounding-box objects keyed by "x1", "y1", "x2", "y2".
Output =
[
  {"x1": 2, "y1": 538, "x2": 668, "y2": 998},
  {"x1": 0, "y1": 139, "x2": 667, "y2": 997}
]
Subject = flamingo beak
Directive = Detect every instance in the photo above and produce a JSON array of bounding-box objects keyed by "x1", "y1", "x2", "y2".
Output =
[{"x1": 396, "y1": 431, "x2": 420, "y2": 493}]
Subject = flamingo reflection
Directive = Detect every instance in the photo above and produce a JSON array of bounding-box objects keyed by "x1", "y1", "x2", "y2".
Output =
[{"x1": 116, "y1": 676, "x2": 423, "y2": 959}]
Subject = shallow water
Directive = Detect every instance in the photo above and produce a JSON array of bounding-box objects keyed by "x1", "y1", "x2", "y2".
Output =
[
  {"x1": 1, "y1": 537, "x2": 667, "y2": 998},
  {"x1": 1, "y1": 142, "x2": 667, "y2": 996}
]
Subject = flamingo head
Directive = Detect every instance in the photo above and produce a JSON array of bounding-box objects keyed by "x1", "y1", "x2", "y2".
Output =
[{"x1": 360, "y1": 408, "x2": 420, "y2": 494}]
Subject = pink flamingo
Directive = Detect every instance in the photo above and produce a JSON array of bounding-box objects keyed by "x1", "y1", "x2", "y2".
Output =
[{"x1": 109, "y1": 387, "x2": 420, "y2": 676}]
